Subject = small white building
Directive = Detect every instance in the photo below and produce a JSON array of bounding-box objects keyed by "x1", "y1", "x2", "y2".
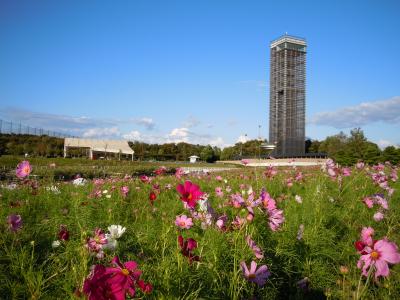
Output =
[{"x1": 189, "y1": 155, "x2": 200, "y2": 163}]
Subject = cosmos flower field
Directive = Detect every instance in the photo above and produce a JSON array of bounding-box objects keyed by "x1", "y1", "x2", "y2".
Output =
[{"x1": 1, "y1": 159, "x2": 400, "y2": 299}]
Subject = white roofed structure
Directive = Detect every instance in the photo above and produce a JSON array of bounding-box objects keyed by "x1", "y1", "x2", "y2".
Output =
[{"x1": 64, "y1": 138, "x2": 134, "y2": 160}]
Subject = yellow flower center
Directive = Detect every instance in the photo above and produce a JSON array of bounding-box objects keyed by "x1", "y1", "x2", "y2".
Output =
[
  {"x1": 248, "y1": 273, "x2": 256, "y2": 279},
  {"x1": 121, "y1": 268, "x2": 130, "y2": 276},
  {"x1": 180, "y1": 221, "x2": 186, "y2": 227},
  {"x1": 23, "y1": 166, "x2": 30, "y2": 173},
  {"x1": 188, "y1": 194, "x2": 192, "y2": 201},
  {"x1": 371, "y1": 251, "x2": 380, "y2": 260}
]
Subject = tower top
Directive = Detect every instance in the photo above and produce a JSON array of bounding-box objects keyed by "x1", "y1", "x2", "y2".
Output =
[{"x1": 270, "y1": 35, "x2": 306, "y2": 49}]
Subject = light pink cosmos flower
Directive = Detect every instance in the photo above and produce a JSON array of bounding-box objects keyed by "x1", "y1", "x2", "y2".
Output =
[
  {"x1": 175, "y1": 215, "x2": 193, "y2": 229},
  {"x1": 357, "y1": 239, "x2": 400, "y2": 278},
  {"x1": 86, "y1": 228, "x2": 108, "y2": 258},
  {"x1": 390, "y1": 170, "x2": 398, "y2": 182},
  {"x1": 16, "y1": 160, "x2": 32, "y2": 178},
  {"x1": 268, "y1": 208, "x2": 285, "y2": 231},
  {"x1": 175, "y1": 168, "x2": 185, "y2": 179},
  {"x1": 361, "y1": 227, "x2": 375, "y2": 246},
  {"x1": 286, "y1": 178, "x2": 293, "y2": 187},
  {"x1": 7, "y1": 214, "x2": 23, "y2": 232},
  {"x1": 216, "y1": 215, "x2": 227, "y2": 231},
  {"x1": 295, "y1": 195, "x2": 302, "y2": 204},
  {"x1": 121, "y1": 186, "x2": 129, "y2": 197},
  {"x1": 373, "y1": 212, "x2": 385, "y2": 222},
  {"x1": 245, "y1": 235, "x2": 264, "y2": 259},
  {"x1": 240, "y1": 261, "x2": 270, "y2": 287},
  {"x1": 215, "y1": 175, "x2": 223, "y2": 181},
  {"x1": 356, "y1": 161, "x2": 365, "y2": 170}
]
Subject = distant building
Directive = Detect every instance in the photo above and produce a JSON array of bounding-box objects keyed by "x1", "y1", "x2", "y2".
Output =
[
  {"x1": 189, "y1": 155, "x2": 199, "y2": 163},
  {"x1": 64, "y1": 138, "x2": 134, "y2": 160},
  {"x1": 269, "y1": 35, "x2": 306, "y2": 157}
]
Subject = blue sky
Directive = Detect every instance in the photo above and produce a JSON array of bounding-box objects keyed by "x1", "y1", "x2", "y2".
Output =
[{"x1": 1, "y1": 0, "x2": 399, "y2": 148}]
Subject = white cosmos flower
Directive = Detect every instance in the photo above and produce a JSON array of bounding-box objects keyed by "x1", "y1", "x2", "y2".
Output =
[
  {"x1": 52, "y1": 240, "x2": 61, "y2": 248},
  {"x1": 107, "y1": 225, "x2": 126, "y2": 239},
  {"x1": 103, "y1": 235, "x2": 118, "y2": 250}
]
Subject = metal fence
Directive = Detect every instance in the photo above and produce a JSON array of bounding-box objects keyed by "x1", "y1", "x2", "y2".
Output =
[{"x1": 0, "y1": 119, "x2": 75, "y2": 138}]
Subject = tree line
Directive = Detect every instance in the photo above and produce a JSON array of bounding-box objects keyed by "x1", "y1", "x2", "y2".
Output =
[{"x1": 0, "y1": 129, "x2": 399, "y2": 165}]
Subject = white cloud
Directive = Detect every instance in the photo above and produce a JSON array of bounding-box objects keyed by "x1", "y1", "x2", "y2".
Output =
[
  {"x1": 376, "y1": 139, "x2": 399, "y2": 150},
  {"x1": 122, "y1": 130, "x2": 142, "y2": 140},
  {"x1": 237, "y1": 135, "x2": 248, "y2": 143},
  {"x1": 310, "y1": 96, "x2": 400, "y2": 128},
  {"x1": 82, "y1": 127, "x2": 121, "y2": 139}
]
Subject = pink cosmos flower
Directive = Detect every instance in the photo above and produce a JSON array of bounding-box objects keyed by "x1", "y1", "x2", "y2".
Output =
[
  {"x1": 7, "y1": 214, "x2": 22, "y2": 232},
  {"x1": 231, "y1": 194, "x2": 244, "y2": 208},
  {"x1": 175, "y1": 215, "x2": 193, "y2": 229},
  {"x1": 264, "y1": 166, "x2": 278, "y2": 178},
  {"x1": 232, "y1": 216, "x2": 246, "y2": 228},
  {"x1": 139, "y1": 175, "x2": 151, "y2": 183},
  {"x1": 215, "y1": 187, "x2": 224, "y2": 198},
  {"x1": 176, "y1": 181, "x2": 204, "y2": 208},
  {"x1": 121, "y1": 186, "x2": 129, "y2": 197},
  {"x1": 175, "y1": 168, "x2": 185, "y2": 179},
  {"x1": 241, "y1": 159, "x2": 250, "y2": 166},
  {"x1": 357, "y1": 239, "x2": 400, "y2": 278},
  {"x1": 260, "y1": 189, "x2": 276, "y2": 211},
  {"x1": 245, "y1": 235, "x2": 264, "y2": 259},
  {"x1": 215, "y1": 175, "x2": 223, "y2": 181},
  {"x1": 342, "y1": 167, "x2": 351, "y2": 177},
  {"x1": 240, "y1": 261, "x2": 270, "y2": 287},
  {"x1": 295, "y1": 172, "x2": 303, "y2": 182},
  {"x1": 16, "y1": 161, "x2": 32, "y2": 178},
  {"x1": 363, "y1": 197, "x2": 374, "y2": 208},
  {"x1": 154, "y1": 166, "x2": 167, "y2": 176}
]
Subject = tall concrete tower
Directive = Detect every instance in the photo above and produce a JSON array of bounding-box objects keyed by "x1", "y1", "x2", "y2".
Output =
[{"x1": 269, "y1": 35, "x2": 306, "y2": 157}]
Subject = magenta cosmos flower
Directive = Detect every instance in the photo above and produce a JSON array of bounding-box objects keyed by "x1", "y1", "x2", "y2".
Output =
[
  {"x1": 83, "y1": 256, "x2": 152, "y2": 300},
  {"x1": 175, "y1": 215, "x2": 193, "y2": 229},
  {"x1": 178, "y1": 235, "x2": 200, "y2": 263},
  {"x1": 357, "y1": 239, "x2": 400, "y2": 278},
  {"x1": 240, "y1": 261, "x2": 270, "y2": 287},
  {"x1": 7, "y1": 214, "x2": 23, "y2": 232},
  {"x1": 16, "y1": 160, "x2": 32, "y2": 178},
  {"x1": 176, "y1": 181, "x2": 204, "y2": 208}
]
